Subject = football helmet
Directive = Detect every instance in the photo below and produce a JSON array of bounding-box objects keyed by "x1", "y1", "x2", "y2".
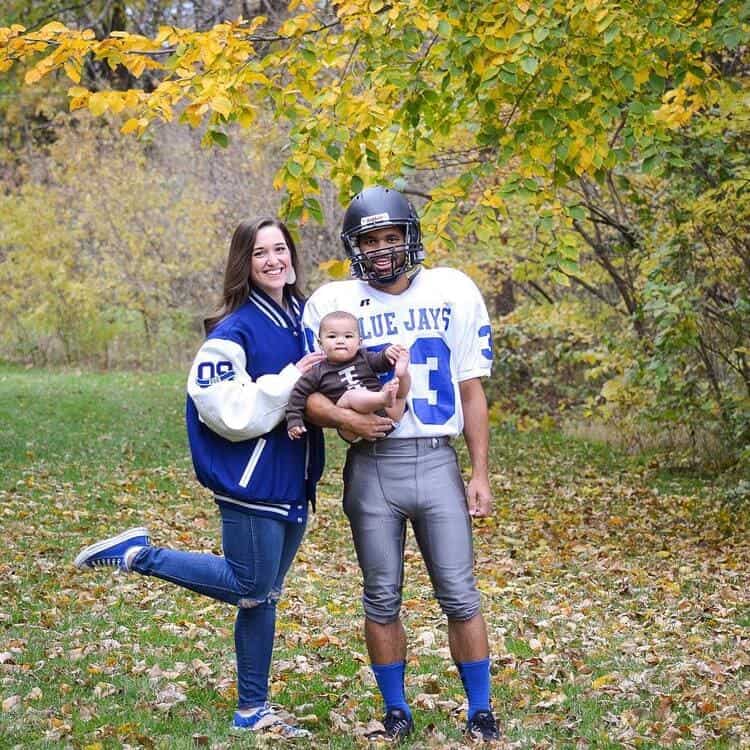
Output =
[{"x1": 341, "y1": 187, "x2": 425, "y2": 283}]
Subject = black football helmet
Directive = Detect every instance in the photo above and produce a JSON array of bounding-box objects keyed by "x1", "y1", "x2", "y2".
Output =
[{"x1": 341, "y1": 186, "x2": 425, "y2": 283}]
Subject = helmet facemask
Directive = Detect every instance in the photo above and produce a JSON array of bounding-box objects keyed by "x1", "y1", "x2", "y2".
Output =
[
  {"x1": 348, "y1": 224, "x2": 415, "y2": 283},
  {"x1": 340, "y1": 187, "x2": 425, "y2": 283}
]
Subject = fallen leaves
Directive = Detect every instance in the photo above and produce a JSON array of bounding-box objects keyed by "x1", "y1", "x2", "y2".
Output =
[{"x1": 2, "y1": 371, "x2": 750, "y2": 747}]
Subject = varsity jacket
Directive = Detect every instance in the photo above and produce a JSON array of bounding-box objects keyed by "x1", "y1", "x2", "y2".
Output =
[{"x1": 186, "y1": 289, "x2": 325, "y2": 524}]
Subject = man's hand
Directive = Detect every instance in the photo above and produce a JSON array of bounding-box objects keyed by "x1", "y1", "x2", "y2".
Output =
[
  {"x1": 466, "y1": 475, "x2": 493, "y2": 517},
  {"x1": 304, "y1": 392, "x2": 393, "y2": 440},
  {"x1": 341, "y1": 411, "x2": 394, "y2": 441},
  {"x1": 458, "y1": 378, "x2": 492, "y2": 518},
  {"x1": 288, "y1": 424, "x2": 306, "y2": 440}
]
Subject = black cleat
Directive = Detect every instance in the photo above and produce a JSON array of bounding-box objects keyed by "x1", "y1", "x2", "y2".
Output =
[
  {"x1": 466, "y1": 709, "x2": 500, "y2": 741},
  {"x1": 367, "y1": 708, "x2": 414, "y2": 741}
]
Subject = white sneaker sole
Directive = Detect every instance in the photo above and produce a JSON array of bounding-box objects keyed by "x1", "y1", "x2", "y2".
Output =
[{"x1": 74, "y1": 527, "x2": 150, "y2": 569}]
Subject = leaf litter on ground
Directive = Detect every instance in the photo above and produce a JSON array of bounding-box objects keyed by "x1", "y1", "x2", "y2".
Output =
[{"x1": 0, "y1": 368, "x2": 748, "y2": 748}]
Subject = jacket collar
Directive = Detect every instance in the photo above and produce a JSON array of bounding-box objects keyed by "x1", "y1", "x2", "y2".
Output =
[{"x1": 249, "y1": 287, "x2": 302, "y2": 330}]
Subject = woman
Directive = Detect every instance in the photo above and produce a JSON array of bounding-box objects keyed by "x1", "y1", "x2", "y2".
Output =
[{"x1": 75, "y1": 218, "x2": 326, "y2": 737}]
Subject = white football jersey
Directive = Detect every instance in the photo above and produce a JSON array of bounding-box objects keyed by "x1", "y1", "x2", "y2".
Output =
[{"x1": 303, "y1": 267, "x2": 493, "y2": 438}]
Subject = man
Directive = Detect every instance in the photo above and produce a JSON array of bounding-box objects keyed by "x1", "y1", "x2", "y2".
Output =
[{"x1": 303, "y1": 186, "x2": 499, "y2": 741}]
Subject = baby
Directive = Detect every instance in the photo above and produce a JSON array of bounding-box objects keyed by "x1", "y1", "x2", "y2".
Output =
[{"x1": 287, "y1": 310, "x2": 410, "y2": 440}]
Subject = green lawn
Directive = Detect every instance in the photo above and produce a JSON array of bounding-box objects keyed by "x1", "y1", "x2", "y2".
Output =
[{"x1": 1, "y1": 365, "x2": 748, "y2": 748}]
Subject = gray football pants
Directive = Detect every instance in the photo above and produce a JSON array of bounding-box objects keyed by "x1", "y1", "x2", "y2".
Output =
[{"x1": 342, "y1": 436, "x2": 481, "y2": 624}]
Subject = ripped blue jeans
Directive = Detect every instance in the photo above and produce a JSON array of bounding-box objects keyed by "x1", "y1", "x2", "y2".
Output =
[{"x1": 131, "y1": 504, "x2": 306, "y2": 708}]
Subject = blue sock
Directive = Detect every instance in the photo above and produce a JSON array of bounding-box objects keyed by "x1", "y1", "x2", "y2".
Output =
[
  {"x1": 457, "y1": 658, "x2": 491, "y2": 719},
  {"x1": 371, "y1": 661, "x2": 411, "y2": 716}
]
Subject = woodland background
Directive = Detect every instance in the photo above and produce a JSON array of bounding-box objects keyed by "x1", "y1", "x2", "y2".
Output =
[
  {"x1": 1, "y1": 3, "x2": 750, "y2": 748},
  {"x1": 1, "y1": 1, "x2": 749, "y2": 479}
]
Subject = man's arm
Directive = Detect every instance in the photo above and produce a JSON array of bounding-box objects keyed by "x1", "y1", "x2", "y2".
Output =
[
  {"x1": 305, "y1": 392, "x2": 394, "y2": 441},
  {"x1": 459, "y1": 377, "x2": 493, "y2": 517}
]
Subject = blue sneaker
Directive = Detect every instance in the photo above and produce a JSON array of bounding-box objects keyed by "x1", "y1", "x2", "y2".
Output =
[
  {"x1": 232, "y1": 703, "x2": 310, "y2": 739},
  {"x1": 74, "y1": 527, "x2": 150, "y2": 571}
]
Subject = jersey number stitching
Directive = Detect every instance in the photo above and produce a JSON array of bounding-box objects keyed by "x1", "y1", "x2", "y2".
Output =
[{"x1": 410, "y1": 337, "x2": 455, "y2": 426}]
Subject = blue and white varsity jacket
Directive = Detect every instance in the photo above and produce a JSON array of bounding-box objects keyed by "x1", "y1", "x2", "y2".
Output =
[{"x1": 186, "y1": 289, "x2": 325, "y2": 524}]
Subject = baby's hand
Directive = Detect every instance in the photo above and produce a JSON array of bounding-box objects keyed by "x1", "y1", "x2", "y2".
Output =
[
  {"x1": 384, "y1": 344, "x2": 409, "y2": 364},
  {"x1": 288, "y1": 425, "x2": 307, "y2": 440}
]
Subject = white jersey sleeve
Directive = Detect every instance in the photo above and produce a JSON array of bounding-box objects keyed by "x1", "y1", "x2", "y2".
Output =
[
  {"x1": 448, "y1": 272, "x2": 493, "y2": 381},
  {"x1": 187, "y1": 338, "x2": 301, "y2": 442}
]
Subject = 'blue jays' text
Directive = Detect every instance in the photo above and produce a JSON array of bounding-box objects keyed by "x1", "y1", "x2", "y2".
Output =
[{"x1": 358, "y1": 306, "x2": 452, "y2": 340}]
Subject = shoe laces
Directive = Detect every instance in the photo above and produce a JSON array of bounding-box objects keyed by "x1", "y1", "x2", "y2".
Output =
[
  {"x1": 383, "y1": 709, "x2": 411, "y2": 737},
  {"x1": 89, "y1": 557, "x2": 122, "y2": 568},
  {"x1": 236, "y1": 704, "x2": 309, "y2": 738}
]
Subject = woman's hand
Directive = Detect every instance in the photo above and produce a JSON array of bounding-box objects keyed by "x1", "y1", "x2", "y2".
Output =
[{"x1": 295, "y1": 352, "x2": 326, "y2": 374}]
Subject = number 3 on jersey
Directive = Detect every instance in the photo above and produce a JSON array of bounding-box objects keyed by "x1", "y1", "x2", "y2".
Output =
[{"x1": 410, "y1": 337, "x2": 454, "y2": 425}]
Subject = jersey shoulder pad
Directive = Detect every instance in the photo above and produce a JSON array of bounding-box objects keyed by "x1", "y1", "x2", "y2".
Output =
[
  {"x1": 308, "y1": 279, "x2": 368, "y2": 309},
  {"x1": 423, "y1": 266, "x2": 479, "y2": 297}
]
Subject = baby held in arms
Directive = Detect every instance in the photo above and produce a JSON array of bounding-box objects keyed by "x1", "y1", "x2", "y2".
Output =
[{"x1": 286, "y1": 311, "x2": 410, "y2": 441}]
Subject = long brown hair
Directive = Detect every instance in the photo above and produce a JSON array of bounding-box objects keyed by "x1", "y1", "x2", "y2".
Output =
[{"x1": 204, "y1": 217, "x2": 305, "y2": 334}]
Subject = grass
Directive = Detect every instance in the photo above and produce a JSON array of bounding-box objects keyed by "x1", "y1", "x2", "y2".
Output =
[{"x1": 1, "y1": 364, "x2": 749, "y2": 748}]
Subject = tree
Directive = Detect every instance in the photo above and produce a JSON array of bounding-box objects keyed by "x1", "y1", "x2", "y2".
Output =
[
  {"x1": 1, "y1": 2, "x2": 744, "y2": 222},
  {"x1": 2, "y1": 1, "x2": 748, "y2": 464}
]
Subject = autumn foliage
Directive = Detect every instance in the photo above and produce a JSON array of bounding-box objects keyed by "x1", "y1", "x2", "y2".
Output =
[{"x1": 0, "y1": 1, "x2": 748, "y2": 466}]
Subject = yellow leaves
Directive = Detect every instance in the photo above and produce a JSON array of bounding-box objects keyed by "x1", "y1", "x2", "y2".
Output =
[
  {"x1": 413, "y1": 10, "x2": 439, "y2": 33},
  {"x1": 38, "y1": 21, "x2": 69, "y2": 36},
  {"x1": 87, "y1": 92, "x2": 109, "y2": 116},
  {"x1": 601, "y1": 376, "x2": 625, "y2": 401},
  {"x1": 654, "y1": 90, "x2": 698, "y2": 129},
  {"x1": 209, "y1": 95, "x2": 232, "y2": 118},
  {"x1": 278, "y1": 12, "x2": 317, "y2": 37},
  {"x1": 241, "y1": 71, "x2": 271, "y2": 86},
  {"x1": 575, "y1": 145, "x2": 594, "y2": 174},
  {"x1": 198, "y1": 34, "x2": 226, "y2": 67},
  {"x1": 120, "y1": 117, "x2": 151, "y2": 136},
  {"x1": 591, "y1": 673, "x2": 618, "y2": 690},
  {"x1": 24, "y1": 67, "x2": 44, "y2": 85},
  {"x1": 634, "y1": 66, "x2": 651, "y2": 86},
  {"x1": 529, "y1": 142, "x2": 553, "y2": 164},
  {"x1": 683, "y1": 71, "x2": 704, "y2": 88},
  {"x1": 319, "y1": 259, "x2": 350, "y2": 279},
  {"x1": 63, "y1": 60, "x2": 80, "y2": 83},
  {"x1": 68, "y1": 86, "x2": 90, "y2": 111},
  {"x1": 120, "y1": 118, "x2": 141, "y2": 135},
  {"x1": 481, "y1": 188, "x2": 505, "y2": 210},
  {"x1": 237, "y1": 109, "x2": 256, "y2": 129},
  {"x1": 124, "y1": 56, "x2": 147, "y2": 79}
]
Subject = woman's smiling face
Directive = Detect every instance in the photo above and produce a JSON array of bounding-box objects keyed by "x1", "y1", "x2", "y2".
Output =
[{"x1": 249, "y1": 225, "x2": 291, "y2": 303}]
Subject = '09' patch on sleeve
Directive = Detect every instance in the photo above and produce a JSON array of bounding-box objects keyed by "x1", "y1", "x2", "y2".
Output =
[{"x1": 195, "y1": 360, "x2": 234, "y2": 388}]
